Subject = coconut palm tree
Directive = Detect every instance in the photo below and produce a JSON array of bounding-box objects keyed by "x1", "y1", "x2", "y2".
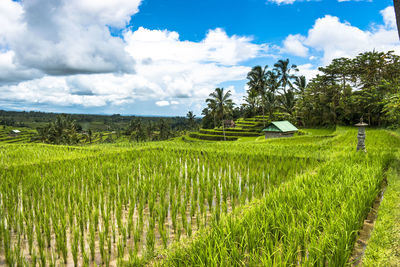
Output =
[
  {"x1": 294, "y1": 75, "x2": 307, "y2": 94},
  {"x1": 247, "y1": 65, "x2": 268, "y2": 125},
  {"x1": 274, "y1": 59, "x2": 298, "y2": 94},
  {"x1": 274, "y1": 59, "x2": 299, "y2": 116},
  {"x1": 186, "y1": 111, "x2": 196, "y2": 130},
  {"x1": 242, "y1": 89, "x2": 259, "y2": 118},
  {"x1": 206, "y1": 88, "x2": 234, "y2": 141},
  {"x1": 266, "y1": 70, "x2": 280, "y2": 93},
  {"x1": 278, "y1": 89, "x2": 296, "y2": 115},
  {"x1": 264, "y1": 91, "x2": 277, "y2": 119}
]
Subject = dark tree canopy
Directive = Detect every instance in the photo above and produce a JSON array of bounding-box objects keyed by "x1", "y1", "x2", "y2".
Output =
[{"x1": 202, "y1": 51, "x2": 400, "y2": 128}]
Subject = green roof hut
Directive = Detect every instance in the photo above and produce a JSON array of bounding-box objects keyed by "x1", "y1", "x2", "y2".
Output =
[{"x1": 262, "y1": 121, "x2": 298, "y2": 139}]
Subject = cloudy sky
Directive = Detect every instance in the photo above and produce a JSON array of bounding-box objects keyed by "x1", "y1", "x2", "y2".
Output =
[{"x1": 0, "y1": 0, "x2": 398, "y2": 116}]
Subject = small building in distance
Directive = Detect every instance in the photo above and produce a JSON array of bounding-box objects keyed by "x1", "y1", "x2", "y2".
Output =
[
  {"x1": 223, "y1": 120, "x2": 236, "y2": 128},
  {"x1": 9, "y1": 129, "x2": 21, "y2": 137},
  {"x1": 262, "y1": 121, "x2": 298, "y2": 139}
]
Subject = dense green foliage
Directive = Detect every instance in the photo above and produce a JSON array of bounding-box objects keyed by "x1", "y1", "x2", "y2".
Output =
[
  {"x1": 298, "y1": 51, "x2": 400, "y2": 127},
  {"x1": 202, "y1": 51, "x2": 400, "y2": 129},
  {"x1": 36, "y1": 114, "x2": 80, "y2": 145},
  {"x1": 0, "y1": 110, "x2": 200, "y2": 132}
]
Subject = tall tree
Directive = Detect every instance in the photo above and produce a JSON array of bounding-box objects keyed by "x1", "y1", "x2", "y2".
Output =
[
  {"x1": 206, "y1": 88, "x2": 234, "y2": 141},
  {"x1": 294, "y1": 75, "x2": 307, "y2": 95},
  {"x1": 242, "y1": 89, "x2": 259, "y2": 118},
  {"x1": 159, "y1": 119, "x2": 171, "y2": 140},
  {"x1": 36, "y1": 114, "x2": 79, "y2": 145},
  {"x1": 274, "y1": 59, "x2": 299, "y2": 115},
  {"x1": 201, "y1": 108, "x2": 215, "y2": 129},
  {"x1": 186, "y1": 111, "x2": 196, "y2": 130},
  {"x1": 274, "y1": 59, "x2": 298, "y2": 94},
  {"x1": 247, "y1": 65, "x2": 268, "y2": 124},
  {"x1": 383, "y1": 92, "x2": 400, "y2": 125}
]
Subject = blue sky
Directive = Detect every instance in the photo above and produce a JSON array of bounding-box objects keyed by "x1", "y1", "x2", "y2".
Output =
[
  {"x1": 132, "y1": 0, "x2": 391, "y2": 41},
  {"x1": 0, "y1": 0, "x2": 398, "y2": 116}
]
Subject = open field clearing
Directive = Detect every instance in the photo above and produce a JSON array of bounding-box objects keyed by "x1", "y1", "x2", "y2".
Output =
[{"x1": 0, "y1": 127, "x2": 399, "y2": 266}]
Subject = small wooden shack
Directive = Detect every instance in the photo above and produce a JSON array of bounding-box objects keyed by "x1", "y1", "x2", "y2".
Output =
[
  {"x1": 262, "y1": 121, "x2": 298, "y2": 139},
  {"x1": 223, "y1": 120, "x2": 236, "y2": 128},
  {"x1": 9, "y1": 129, "x2": 21, "y2": 137}
]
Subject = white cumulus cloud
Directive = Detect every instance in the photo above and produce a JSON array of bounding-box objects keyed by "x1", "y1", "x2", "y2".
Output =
[
  {"x1": 281, "y1": 34, "x2": 309, "y2": 57},
  {"x1": 0, "y1": 0, "x2": 140, "y2": 82},
  {"x1": 0, "y1": 24, "x2": 268, "y2": 114},
  {"x1": 280, "y1": 6, "x2": 400, "y2": 68},
  {"x1": 155, "y1": 101, "x2": 170, "y2": 107},
  {"x1": 124, "y1": 27, "x2": 268, "y2": 66}
]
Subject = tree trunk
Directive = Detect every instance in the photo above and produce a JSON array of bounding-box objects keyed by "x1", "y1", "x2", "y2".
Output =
[
  {"x1": 394, "y1": 0, "x2": 400, "y2": 39},
  {"x1": 262, "y1": 105, "x2": 265, "y2": 127},
  {"x1": 222, "y1": 119, "x2": 226, "y2": 141}
]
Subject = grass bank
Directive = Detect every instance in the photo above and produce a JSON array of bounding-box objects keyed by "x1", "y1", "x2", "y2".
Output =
[{"x1": 362, "y1": 151, "x2": 400, "y2": 266}]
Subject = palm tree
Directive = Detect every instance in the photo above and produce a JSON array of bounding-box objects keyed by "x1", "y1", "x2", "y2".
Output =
[
  {"x1": 274, "y1": 59, "x2": 299, "y2": 116},
  {"x1": 266, "y1": 70, "x2": 280, "y2": 93},
  {"x1": 278, "y1": 90, "x2": 296, "y2": 115},
  {"x1": 264, "y1": 91, "x2": 277, "y2": 119},
  {"x1": 206, "y1": 88, "x2": 234, "y2": 141},
  {"x1": 186, "y1": 111, "x2": 196, "y2": 130},
  {"x1": 242, "y1": 89, "x2": 259, "y2": 118},
  {"x1": 264, "y1": 70, "x2": 280, "y2": 118},
  {"x1": 394, "y1": 0, "x2": 400, "y2": 39},
  {"x1": 294, "y1": 75, "x2": 307, "y2": 95},
  {"x1": 206, "y1": 99, "x2": 218, "y2": 128},
  {"x1": 247, "y1": 65, "x2": 268, "y2": 125},
  {"x1": 274, "y1": 59, "x2": 298, "y2": 94}
]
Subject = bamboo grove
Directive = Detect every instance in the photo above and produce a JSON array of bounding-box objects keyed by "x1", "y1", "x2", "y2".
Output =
[{"x1": 0, "y1": 127, "x2": 399, "y2": 266}]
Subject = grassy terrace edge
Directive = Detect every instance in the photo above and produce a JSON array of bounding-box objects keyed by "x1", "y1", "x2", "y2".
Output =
[{"x1": 362, "y1": 150, "x2": 400, "y2": 266}]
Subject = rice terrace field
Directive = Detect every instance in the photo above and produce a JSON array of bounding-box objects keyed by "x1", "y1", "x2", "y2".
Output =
[
  {"x1": 1, "y1": 0, "x2": 400, "y2": 266},
  {"x1": 0, "y1": 127, "x2": 399, "y2": 266}
]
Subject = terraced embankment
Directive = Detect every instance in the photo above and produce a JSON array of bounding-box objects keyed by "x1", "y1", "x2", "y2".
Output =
[
  {"x1": 0, "y1": 127, "x2": 37, "y2": 144},
  {"x1": 189, "y1": 116, "x2": 269, "y2": 141}
]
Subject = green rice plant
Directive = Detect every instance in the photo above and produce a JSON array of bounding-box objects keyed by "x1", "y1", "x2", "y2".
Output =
[
  {"x1": 107, "y1": 234, "x2": 112, "y2": 256},
  {"x1": 71, "y1": 227, "x2": 79, "y2": 267},
  {"x1": 2, "y1": 127, "x2": 394, "y2": 265},
  {"x1": 99, "y1": 230, "x2": 105, "y2": 264},
  {"x1": 117, "y1": 237, "x2": 125, "y2": 260},
  {"x1": 61, "y1": 220, "x2": 68, "y2": 264},
  {"x1": 89, "y1": 223, "x2": 95, "y2": 261},
  {"x1": 128, "y1": 248, "x2": 142, "y2": 266},
  {"x1": 82, "y1": 251, "x2": 89, "y2": 267},
  {"x1": 31, "y1": 251, "x2": 37, "y2": 266}
]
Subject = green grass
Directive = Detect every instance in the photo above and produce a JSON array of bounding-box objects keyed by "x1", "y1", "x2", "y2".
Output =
[
  {"x1": 158, "y1": 129, "x2": 399, "y2": 266},
  {"x1": 1, "y1": 127, "x2": 399, "y2": 266},
  {"x1": 301, "y1": 127, "x2": 336, "y2": 136},
  {"x1": 363, "y1": 151, "x2": 400, "y2": 266},
  {"x1": 199, "y1": 129, "x2": 261, "y2": 137}
]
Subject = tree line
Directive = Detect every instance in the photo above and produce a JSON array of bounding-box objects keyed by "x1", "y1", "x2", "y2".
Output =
[
  {"x1": 35, "y1": 112, "x2": 200, "y2": 145},
  {"x1": 202, "y1": 50, "x2": 400, "y2": 129},
  {"x1": 0, "y1": 110, "x2": 198, "y2": 132}
]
